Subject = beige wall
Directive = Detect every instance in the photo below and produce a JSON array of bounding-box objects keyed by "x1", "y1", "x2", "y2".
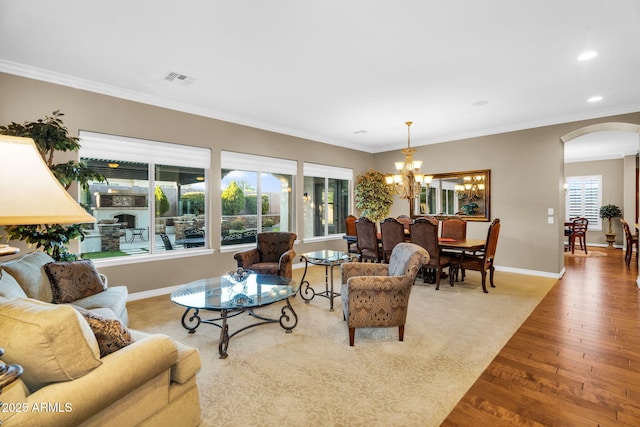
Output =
[
  {"x1": 374, "y1": 114, "x2": 640, "y2": 275},
  {"x1": 2, "y1": 72, "x2": 640, "y2": 288},
  {"x1": 0, "y1": 73, "x2": 372, "y2": 293},
  {"x1": 564, "y1": 158, "x2": 627, "y2": 246}
]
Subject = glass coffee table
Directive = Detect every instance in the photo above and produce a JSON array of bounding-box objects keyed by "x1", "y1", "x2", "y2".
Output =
[
  {"x1": 170, "y1": 271, "x2": 299, "y2": 359},
  {"x1": 299, "y1": 250, "x2": 359, "y2": 311}
]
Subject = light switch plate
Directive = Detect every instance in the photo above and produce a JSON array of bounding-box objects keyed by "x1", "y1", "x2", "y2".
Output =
[{"x1": 548, "y1": 216, "x2": 554, "y2": 224}]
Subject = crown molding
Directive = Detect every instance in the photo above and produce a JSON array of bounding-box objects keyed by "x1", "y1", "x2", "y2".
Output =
[{"x1": 0, "y1": 60, "x2": 373, "y2": 153}]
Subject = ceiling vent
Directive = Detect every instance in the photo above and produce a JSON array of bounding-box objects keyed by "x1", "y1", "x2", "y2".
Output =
[{"x1": 163, "y1": 72, "x2": 195, "y2": 86}]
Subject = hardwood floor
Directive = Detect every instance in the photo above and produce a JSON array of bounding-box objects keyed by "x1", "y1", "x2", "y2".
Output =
[{"x1": 442, "y1": 246, "x2": 640, "y2": 426}]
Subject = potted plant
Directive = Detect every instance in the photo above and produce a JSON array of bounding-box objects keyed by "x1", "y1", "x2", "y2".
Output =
[
  {"x1": 0, "y1": 111, "x2": 106, "y2": 260},
  {"x1": 354, "y1": 169, "x2": 393, "y2": 222},
  {"x1": 599, "y1": 204, "x2": 622, "y2": 248}
]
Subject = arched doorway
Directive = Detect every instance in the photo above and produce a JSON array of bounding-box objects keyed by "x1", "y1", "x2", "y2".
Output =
[{"x1": 560, "y1": 122, "x2": 640, "y2": 261}]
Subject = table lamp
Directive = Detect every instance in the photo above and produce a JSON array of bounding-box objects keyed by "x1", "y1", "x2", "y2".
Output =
[
  {"x1": 0, "y1": 134, "x2": 96, "y2": 390},
  {"x1": 0, "y1": 134, "x2": 96, "y2": 254}
]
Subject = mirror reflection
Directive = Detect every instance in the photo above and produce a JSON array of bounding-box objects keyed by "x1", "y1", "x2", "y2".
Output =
[{"x1": 418, "y1": 169, "x2": 491, "y2": 222}]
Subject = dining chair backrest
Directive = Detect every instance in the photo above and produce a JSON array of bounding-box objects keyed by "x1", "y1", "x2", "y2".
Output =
[
  {"x1": 621, "y1": 218, "x2": 633, "y2": 241},
  {"x1": 441, "y1": 216, "x2": 467, "y2": 240},
  {"x1": 380, "y1": 217, "x2": 406, "y2": 263},
  {"x1": 571, "y1": 217, "x2": 588, "y2": 235},
  {"x1": 482, "y1": 218, "x2": 501, "y2": 269},
  {"x1": 345, "y1": 214, "x2": 357, "y2": 236},
  {"x1": 396, "y1": 215, "x2": 412, "y2": 230},
  {"x1": 355, "y1": 216, "x2": 380, "y2": 261},
  {"x1": 409, "y1": 217, "x2": 440, "y2": 265}
]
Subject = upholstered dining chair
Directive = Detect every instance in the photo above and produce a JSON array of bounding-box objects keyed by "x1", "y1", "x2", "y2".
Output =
[
  {"x1": 380, "y1": 217, "x2": 406, "y2": 263},
  {"x1": 410, "y1": 217, "x2": 453, "y2": 289},
  {"x1": 566, "y1": 217, "x2": 588, "y2": 254},
  {"x1": 340, "y1": 242, "x2": 429, "y2": 346},
  {"x1": 344, "y1": 214, "x2": 358, "y2": 254},
  {"x1": 441, "y1": 216, "x2": 467, "y2": 240},
  {"x1": 620, "y1": 218, "x2": 638, "y2": 265},
  {"x1": 396, "y1": 214, "x2": 412, "y2": 230},
  {"x1": 233, "y1": 232, "x2": 297, "y2": 279},
  {"x1": 355, "y1": 217, "x2": 381, "y2": 262},
  {"x1": 450, "y1": 218, "x2": 501, "y2": 293}
]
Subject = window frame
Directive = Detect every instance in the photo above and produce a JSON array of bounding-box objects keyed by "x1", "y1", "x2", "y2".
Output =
[
  {"x1": 565, "y1": 175, "x2": 602, "y2": 230},
  {"x1": 303, "y1": 163, "x2": 353, "y2": 242},
  {"x1": 78, "y1": 131, "x2": 212, "y2": 265},
  {"x1": 220, "y1": 151, "x2": 297, "y2": 251}
]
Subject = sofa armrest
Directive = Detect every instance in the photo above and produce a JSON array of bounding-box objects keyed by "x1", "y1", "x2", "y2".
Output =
[
  {"x1": 341, "y1": 262, "x2": 389, "y2": 283},
  {"x1": 0, "y1": 334, "x2": 178, "y2": 427},
  {"x1": 99, "y1": 273, "x2": 108, "y2": 287},
  {"x1": 234, "y1": 249, "x2": 260, "y2": 269}
]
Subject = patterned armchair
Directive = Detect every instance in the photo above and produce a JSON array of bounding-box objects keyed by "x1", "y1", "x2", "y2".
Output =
[
  {"x1": 233, "y1": 232, "x2": 297, "y2": 279},
  {"x1": 340, "y1": 243, "x2": 429, "y2": 346}
]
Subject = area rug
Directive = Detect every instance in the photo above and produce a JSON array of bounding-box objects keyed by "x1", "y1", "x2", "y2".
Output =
[
  {"x1": 564, "y1": 249, "x2": 608, "y2": 257},
  {"x1": 127, "y1": 267, "x2": 556, "y2": 427}
]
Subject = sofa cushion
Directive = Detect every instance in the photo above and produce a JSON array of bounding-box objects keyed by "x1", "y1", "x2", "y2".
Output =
[
  {"x1": 74, "y1": 306, "x2": 134, "y2": 357},
  {"x1": 1, "y1": 251, "x2": 55, "y2": 302},
  {"x1": 72, "y1": 285, "x2": 129, "y2": 326},
  {"x1": 0, "y1": 298, "x2": 102, "y2": 391},
  {"x1": 0, "y1": 270, "x2": 28, "y2": 299},
  {"x1": 44, "y1": 259, "x2": 107, "y2": 304}
]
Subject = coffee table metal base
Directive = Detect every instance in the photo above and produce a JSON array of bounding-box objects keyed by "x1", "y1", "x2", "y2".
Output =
[
  {"x1": 179, "y1": 299, "x2": 298, "y2": 359},
  {"x1": 299, "y1": 263, "x2": 340, "y2": 311}
]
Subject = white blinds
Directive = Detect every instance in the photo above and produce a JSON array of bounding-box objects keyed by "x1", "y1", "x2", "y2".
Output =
[
  {"x1": 221, "y1": 151, "x2": 297, "y2": 175},
  {"x1": 303, "y1": 162, "x2": 353, "y2": 180},
  {"x1": 79, "y1": 131, "x2": 211, "y2": 168},
  {"x1": 566, "y1": 175, "x2": 602, "y2": 227}
]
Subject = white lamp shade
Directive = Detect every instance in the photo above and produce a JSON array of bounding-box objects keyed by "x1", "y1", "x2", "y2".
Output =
[{"x1": 0, "y1": 135, "x2": 96, "y2": 225}]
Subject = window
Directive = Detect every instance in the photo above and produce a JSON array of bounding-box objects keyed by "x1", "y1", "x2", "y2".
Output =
[
  {"x1": 420, "y1": 180, "x2": 458, "y2": 215},
  {"x1": 303, "y1": 163, "x2": 352, "y2": 239},
  {"x1": 566, "y1": 175, "x2": 602, "y2": 229},
  {"x1": 79, "y1": 132, "x2": 210, "y2": 260},
  {"x1": 221, "y1": 152, "x2": 296, "y2": 247}
]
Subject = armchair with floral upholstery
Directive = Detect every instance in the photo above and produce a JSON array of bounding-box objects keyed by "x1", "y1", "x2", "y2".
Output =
[
  {"x1": 340, "y1": 242, "x2": 429, "y2": 346},
  {"x1": 233, "y1": 232, "x2": 297, "y2": 279}
]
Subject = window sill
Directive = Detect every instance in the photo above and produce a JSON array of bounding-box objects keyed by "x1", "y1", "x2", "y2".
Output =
[{"x1": 91, "y1": 248, "x2": 214, "y2": 268}]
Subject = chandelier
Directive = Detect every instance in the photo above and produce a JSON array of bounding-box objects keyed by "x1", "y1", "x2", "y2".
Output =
[
  {"x1": 455, "y1": 174, "x2": 485, "y2": 200},
  {"x1": 385, "y1": 122, "x2": 432, "y2": 210}
]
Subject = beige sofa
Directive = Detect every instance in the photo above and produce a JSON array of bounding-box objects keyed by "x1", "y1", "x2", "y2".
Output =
[{"x1": 0, "y1": 252, "x2": 202, "y2": 426}]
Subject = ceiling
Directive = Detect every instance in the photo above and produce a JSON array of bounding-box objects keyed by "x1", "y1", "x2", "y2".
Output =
[{"x1": 1, "y1": 0, "x2": 639, "y2": 161}]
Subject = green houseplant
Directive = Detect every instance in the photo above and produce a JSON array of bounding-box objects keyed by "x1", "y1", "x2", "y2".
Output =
[
  {"x1": 354, "y1": 169, "x2": 393, "y2": 222},
  {"x1": 0, "y1": 111, "x2": 105, "y2": 260},
  {"x1": 599, "y1": 204, "x2": 622, "y2": 248}
]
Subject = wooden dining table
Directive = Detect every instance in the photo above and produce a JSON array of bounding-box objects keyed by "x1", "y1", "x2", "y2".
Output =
[
  {"x1": 342, "y1": 234, "x2": 486, "y2": 253},
  {"x1": 437, "y1": 238, "x2": 486, "y2": 251}
]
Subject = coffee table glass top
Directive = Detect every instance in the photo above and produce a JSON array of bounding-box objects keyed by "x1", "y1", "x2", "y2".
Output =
[
  {"x1": 301, "y1": 250, "x2": 354, "y2": 265},
  {"x1": 171, "y1": 273, "x2": 299, "y2": 311}
]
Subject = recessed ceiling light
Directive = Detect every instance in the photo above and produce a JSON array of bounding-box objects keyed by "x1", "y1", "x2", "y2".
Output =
[
  {"x1": 471, "y1": 100, "x2": 488, "y2": 107},
  {"x1": 587, "y1": 95, "x2": 603, "y2": 103},
  {"x1": 353, "y1": 130, "x2": 368, "y2": 134},
  {"x1": 577, "y1": 51, "x2": 597, "y2": 61}
]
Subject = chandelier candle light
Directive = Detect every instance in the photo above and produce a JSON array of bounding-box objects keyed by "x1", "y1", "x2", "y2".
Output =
[
  {"x1": 385, "y1": 121, "x2": 432, "y2": 215},
  {"x1": 455, "y1": 174, "x2": 485, "y2": 200}
]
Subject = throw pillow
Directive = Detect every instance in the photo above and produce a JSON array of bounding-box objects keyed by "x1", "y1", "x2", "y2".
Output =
[
  {"x1": 0, "y1": 298, "x2": 102, "y2": 391},
  {"x1": 44, "y1": 259, "x2": 107, "y2": 304},
  {"x1": 1, "y1": 251, "x2": 55, "y2": 302},
  {"x1": 0, "y1": 270, "x2": 28, "y2": 299},
  {"x1": 73, "y1": 306, "x2": 134, "y2": 357}
]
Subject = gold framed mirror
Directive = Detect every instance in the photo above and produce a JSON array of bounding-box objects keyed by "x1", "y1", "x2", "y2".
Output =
[{"x1": 417, "y1": 169, "x2": 491, "y2": 222}]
